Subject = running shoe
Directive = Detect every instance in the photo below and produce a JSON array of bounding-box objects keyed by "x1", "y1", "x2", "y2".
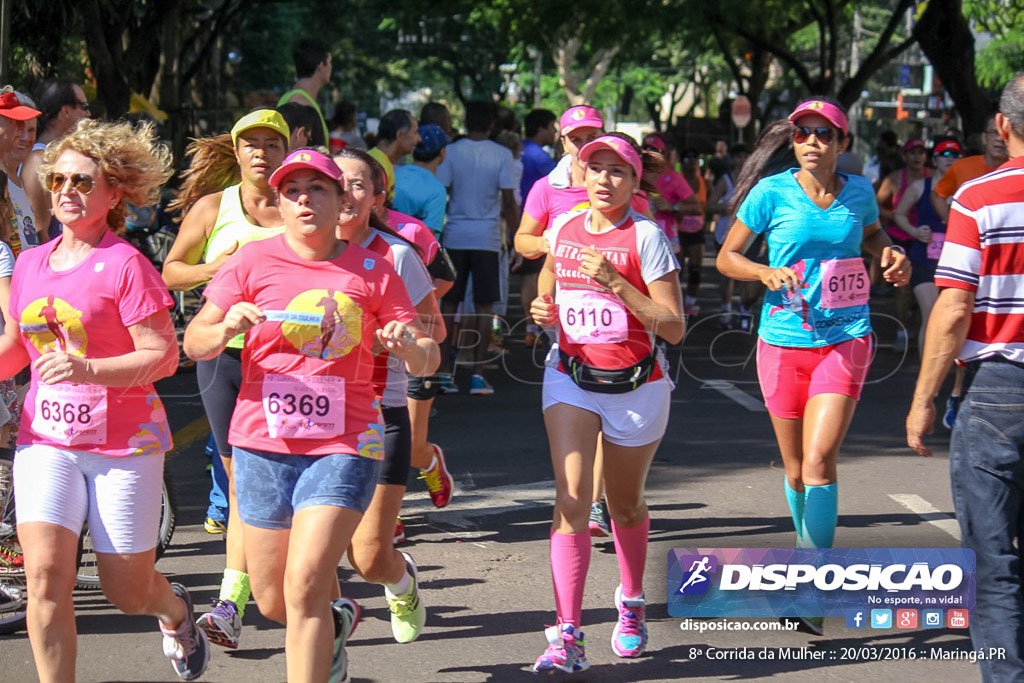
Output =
[
  {"x1": 737, "y1": 306, "x2": 753, "y2": 332},
  {"x1": 0, "y1": 581, "x2": 23, "y2": 614},
  {"x1": 717, "y1": 310, "x2": 735, "y2": 330},
  {"x1": 893, "y1": 329, "x2": 908, "y2": 353},
  {"x1": 611, "y1": 586, "x2": 647, "y2": 658},
  {"x1": 418, "y1": 444, "x2": 453, "y2": 508},
  {"x1": 942, "y1": 396, "x2": 961, "y2": 431},
  {"x1": 469, "y1": 374, "x2": 494, "y2": 396},
  {"x1": 588, "y1": 500, "x2": 611, "y2": 538},
  {"x1": 386, "y1": 552, "x2": 425, "y2": 643},
  {"x1": 203, "y1": 517, "x2": 226, "y2": 535},
  {"x1": 684, "y1": 297, "x2": 700, "y2": 317},
  {"x1": 329, "y1": 597, "x2": 360, "y2": 683},
  {"x1": 0, "y1": 540, "x2": 24, "y2": 572},
  {"x1": 196, "y1": 598, "x2": 241, "y2": 649},
  {"x1": 532, "y1": 623, "x2": 589, "y2": 674},
  {"x1": 161, "y1": 583, "x2": 210, "y2": 681},
  {"x1": 393, "y1": 516, "x2": 405, "y2": 545},
  {"x1": 438, "y1": 373, "x2": 459, "y2": 394}
]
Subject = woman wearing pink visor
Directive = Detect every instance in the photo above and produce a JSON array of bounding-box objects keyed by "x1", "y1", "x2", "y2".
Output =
[
  {"x1": 184, "y1": 148, "x2": 438, "y2": 681},
  {"x1": 717, "y1": 98, "x2": 910, "y2": 635},
  {"x1": 529, "y1": 134, "x2": 683, "y2": 672}
]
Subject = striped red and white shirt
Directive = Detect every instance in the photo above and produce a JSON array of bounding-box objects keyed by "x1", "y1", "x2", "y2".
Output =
[{"x1": 934, "y1": 156, "x2": 1024, "y2": 363}]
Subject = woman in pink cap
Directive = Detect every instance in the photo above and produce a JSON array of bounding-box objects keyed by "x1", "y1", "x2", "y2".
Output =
[
  {"x1": 184, "y1": 148, "x2": 438, "y2": 681},
  {"x1": 717, "y1": 97, "x2": 910, "y2": 635},
  {"x1": 529, "y1": 133, "x2": 683, "y2": 672},
  {"x1": 515, "y1": 106, "x2": 652, "y2": 538},
  {"x1": 640, "y1": 132, "x2": 701, "y2": 254}
]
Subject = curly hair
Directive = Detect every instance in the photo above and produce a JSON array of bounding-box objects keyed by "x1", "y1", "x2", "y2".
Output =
[
  {"x1": 38, "y1": 119, "x2": 173, "y2": 233},
  {"x1": 167, "y1": 133, "x2": 240, "y2": 220}
]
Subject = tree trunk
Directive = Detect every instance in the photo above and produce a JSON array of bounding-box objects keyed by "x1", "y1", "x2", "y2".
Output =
[
  {"x1": 912, "y1": 0, "x2": 991, "y2": 135},
  {"x1": 80, "y1": 0, "x2": 131, "y2": 118}
]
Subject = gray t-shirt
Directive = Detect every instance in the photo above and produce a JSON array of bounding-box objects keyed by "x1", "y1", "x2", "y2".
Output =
[{"x1": 436, "y1": 138, "x2": 515, "y2": 252}]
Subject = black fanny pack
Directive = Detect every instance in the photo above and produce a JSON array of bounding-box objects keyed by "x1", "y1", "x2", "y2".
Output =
[{"x1": 559, "y1": 349, "x2": 656, "y2": 394}]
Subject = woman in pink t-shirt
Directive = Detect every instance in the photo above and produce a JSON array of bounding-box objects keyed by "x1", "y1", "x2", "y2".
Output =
[
  {"x1": 0, "y1": 120, "x2": 210, "y2": 681},
  {"x1": 184, "y1": 149, "x2": 439, "y2": 681}
]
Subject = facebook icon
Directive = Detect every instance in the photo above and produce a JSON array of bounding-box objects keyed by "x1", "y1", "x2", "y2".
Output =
[{"x1": 845, "y1": 609, "x2": 866, "y2": 629}]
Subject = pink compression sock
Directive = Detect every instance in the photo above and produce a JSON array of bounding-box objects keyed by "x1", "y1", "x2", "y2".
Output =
[
  {"x1": 550, "y1": 530, "x2": 591, "y2": 628},
  {"x1": 611, "y1": 515, "x2": 650, "y2": 599}
]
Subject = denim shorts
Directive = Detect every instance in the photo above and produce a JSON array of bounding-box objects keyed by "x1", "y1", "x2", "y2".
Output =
[{"x1": 232, "y1": 447, "x2": 382, "y2": 529}]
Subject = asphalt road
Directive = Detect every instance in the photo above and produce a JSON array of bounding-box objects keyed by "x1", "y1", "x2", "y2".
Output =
[{"x1": 2, "y1": 261, "x2": 982, "y2": 683}]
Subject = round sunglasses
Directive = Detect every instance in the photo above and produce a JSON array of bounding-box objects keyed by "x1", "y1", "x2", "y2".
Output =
[{"x1": 46, "y1": 172, "x2": 95, "y2": 195}]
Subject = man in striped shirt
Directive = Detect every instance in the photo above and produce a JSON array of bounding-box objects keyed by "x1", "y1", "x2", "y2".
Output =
[{"x1": 907, "y1": 72, "x2": 1024, "y2": 683}]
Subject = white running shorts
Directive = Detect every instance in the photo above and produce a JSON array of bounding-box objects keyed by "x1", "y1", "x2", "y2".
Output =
[
  {"x1": 541, "y1": 367, "x2": 671, "y2": 447},
  {"x1": 14, "y1": 444, "x2": 164, "y2": 554}
]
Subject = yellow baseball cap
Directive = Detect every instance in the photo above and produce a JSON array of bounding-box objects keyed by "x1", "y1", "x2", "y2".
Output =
[{"x1": 230, "y1": 109, "x2": 290, "y2": 145}]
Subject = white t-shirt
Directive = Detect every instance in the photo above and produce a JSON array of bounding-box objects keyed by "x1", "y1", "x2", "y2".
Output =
[
  {"x1": 362, "y1": 229, "x2": 433, "y2": 407},
  {"x1": 7, "y1": 179, "x2": 40, "y2": 250},
  {"x1": 0, "y1": 241, "x2": 15, "y2": 334},
  {"x1": 436, "y1": 138, "x2": 515, "y2": 252}
]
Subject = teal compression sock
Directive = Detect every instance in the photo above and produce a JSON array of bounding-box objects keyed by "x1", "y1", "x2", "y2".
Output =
[
  {"x1": 800, "y1": 483, "x2": 838, "y2": 548},
  {"x1": 784, "y1": 479, "x2": 805, "y2": 544}
]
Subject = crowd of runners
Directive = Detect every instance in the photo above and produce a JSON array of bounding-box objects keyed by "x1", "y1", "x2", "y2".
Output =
[{"x1": 0, "y1": 37, "x2": 1021, "y2": 683}]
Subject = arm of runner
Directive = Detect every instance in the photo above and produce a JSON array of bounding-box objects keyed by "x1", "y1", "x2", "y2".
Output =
[
  {"x1": 863, "y1": 220, "x2": 911, "y2": 287},
  {"x1": 875, "y1": 173, "x2": 897, "y2": 225},
  {"x1": 376, "y1": 319, "x2": 439, "y2": 377},
  {"x1": 676, "y1": 194, "x2": 702, "y2": 217},
  {"x1": 0, "y1": 317, "x2": 30, "y2": 380},
  {"x1": 514, "y1": 212, "x2": 549, "y2": 259},
  {"x1": 704, "y1": 176, "x2": 729, "y2": 215},
  {"x1": 414, "y1": 290, "x2": 446, "y2": 344},
  {"x1": 183, "y1": 300, "x2": 265, "y2": 361},
  {"x1": 34, "y1": 308, "x2": 179, "y2": 387},
  {"x1": 893, "y1": 180, "x2": 930, "y2": 242},
  {"x1": 530, "y1": 254, "x2": 558, "y2": 327},
  {"x1": 501, "y1": 188, "x2": 520, "y2": 246},
  {"x1": 930, "y1": 187, "x2": 950, "y2": 223},
  {"x1": 161, "y1": 193, "x2": 231, "y2": 291},
  {"x1": 715, "y1": 218, "x2": 800, "y2": 291},
  {"x1": 906, "y1": 288, "x2": 974, "y2": 457},
  {"x1": 578, "y1": 247, "x2": 685, "y2": 344}
]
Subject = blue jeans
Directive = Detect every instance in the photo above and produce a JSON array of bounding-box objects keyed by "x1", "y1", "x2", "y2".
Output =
[{"x1": 950, "y1": 359, "x2": 1024, "y2": 682}]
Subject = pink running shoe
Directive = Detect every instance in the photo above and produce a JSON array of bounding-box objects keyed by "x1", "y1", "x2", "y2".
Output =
[
  {"x1": 611, "y1": 586, "x2": 647, "y2": 658},
  {"x1": 532, "y1": 623, "x2": 589, "y2": 674}
]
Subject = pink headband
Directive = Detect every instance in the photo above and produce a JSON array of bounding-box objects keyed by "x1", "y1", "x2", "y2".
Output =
[
  {"x1": 788, "y1": 100, "x2": 848, "y2": 135},
  {"x1": 579, "y1": 135, "x2": 643, "y2": 179}
]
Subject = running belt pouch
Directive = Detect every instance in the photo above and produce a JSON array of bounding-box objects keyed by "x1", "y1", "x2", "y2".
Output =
[
  {"x1": 427, "y1": 245, "x2": 458, "y2": 282},
  {"x1": 559, "y1": 349, "x2": 655, "y2": 394}
]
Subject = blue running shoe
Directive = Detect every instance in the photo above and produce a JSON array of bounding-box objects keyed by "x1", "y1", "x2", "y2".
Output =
[{"x1": 532, "y1": 623, "x2": 589, "y2": 674}]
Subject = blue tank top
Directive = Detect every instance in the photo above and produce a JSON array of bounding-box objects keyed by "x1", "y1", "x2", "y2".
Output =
[{"x1": 909, "y1": 177, "x2": 945, "y2": 264}]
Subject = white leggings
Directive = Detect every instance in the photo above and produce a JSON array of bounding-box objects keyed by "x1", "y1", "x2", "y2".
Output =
[{"x1": 14, "y1": 444, "x2": 164, "y2": 554}]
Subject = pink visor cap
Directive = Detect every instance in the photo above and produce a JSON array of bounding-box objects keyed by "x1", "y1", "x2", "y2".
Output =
[
  {"x1": 788, "y1": 99, "x2": 848, "y2": 135},
  {"x1": 560, "y1": 105, "x2": 603, "y2": 136},
  {"x1": 579, "y1": 135, "x2": 643, "y2": 178},
  {"x1": 641, "y1": 132, "x2": 667, "y2": 151},
  {"x1": 269, "y1": 149, "x2": 343, "y2": 188}
]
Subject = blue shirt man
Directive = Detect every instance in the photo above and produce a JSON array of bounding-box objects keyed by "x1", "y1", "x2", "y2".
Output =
[
  {"x1": 520, "y1": 109, "x2": 558, "y2": 201},
  {"x1": 394, "y1": 123, "x2": 450, "y2": 235}
]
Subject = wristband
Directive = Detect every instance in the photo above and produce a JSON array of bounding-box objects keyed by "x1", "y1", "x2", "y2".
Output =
[{"x1": 888, "y1": 244, "x2": 906, "y2": 255}]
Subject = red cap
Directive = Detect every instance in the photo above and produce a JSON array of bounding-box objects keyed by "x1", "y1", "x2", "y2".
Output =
[
  {"x1": 642, "y1": 133, "x2": 666, "y2": 151},
  {"x1": 0, "y1": 91, "x2": 41, "y2": 121},
  {"x1": 902, "y1": 139, "x2": 925, "y2": 151},
  {"x1": 934, "y1": 140, "x2": 962, "y2": 155}
]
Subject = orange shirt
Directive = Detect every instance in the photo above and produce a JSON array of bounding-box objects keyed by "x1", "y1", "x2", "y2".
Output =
[{"x1": 933, "y1": 155, "x2": 999, "y2": 198}]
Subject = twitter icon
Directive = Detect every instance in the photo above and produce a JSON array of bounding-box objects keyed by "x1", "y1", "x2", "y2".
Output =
[{"x1": 870, "y1": 609, "x2": 892, "y2": 629}]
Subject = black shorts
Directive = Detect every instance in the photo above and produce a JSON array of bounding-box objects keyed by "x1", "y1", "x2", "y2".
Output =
[
  {"x1": 379, "y1": 404, "x2": 412, "y2": 487},
  {"x1": 517, "y1": 254, "x2": 545, "y2": 275},
  {"x1": 407, "y1": 373, "x2": 442, "y2": 401},
  {"x1": 679, "y1": 229, "x2": 706, "y2": 249},
  {"x1": 197, "y1": 347, "x2": 244, "y2": 458},
  {"x1": 442, "y1": 248, "x2": 501, "y2": 304}
]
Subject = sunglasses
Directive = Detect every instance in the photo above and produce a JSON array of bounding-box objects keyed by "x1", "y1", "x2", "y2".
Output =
[
  {"x1": 75, "y1": 100, "x2": 91, "y2": 112},
  {"x1": 935, "y1": 150, "x2": 961, "y2": 158},
  {"x1": 793, "y1": 125, "x2": 836, "y2": 144},
  {"x1": 46, "y1": 172, "x2": 95, "y2": 194}
]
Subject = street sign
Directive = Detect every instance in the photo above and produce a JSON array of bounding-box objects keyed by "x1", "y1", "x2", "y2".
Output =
[{"x1": 731, "y1": 96, "x2": 751, "y2": 128}]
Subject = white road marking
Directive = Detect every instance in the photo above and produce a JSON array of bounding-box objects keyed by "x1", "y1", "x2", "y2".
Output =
[
  {"x1": 888, "y1": 493, "x2": 961, "y2": 541},
  {"x1": 699, "y1": 379, "x2": 766, "y2": 412}
]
